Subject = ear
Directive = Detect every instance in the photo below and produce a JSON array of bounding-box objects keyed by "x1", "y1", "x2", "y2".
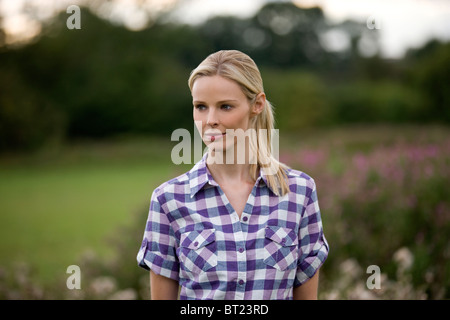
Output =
[{"x1": 251, "y1": 92, "x2": 266, "y2": 117}]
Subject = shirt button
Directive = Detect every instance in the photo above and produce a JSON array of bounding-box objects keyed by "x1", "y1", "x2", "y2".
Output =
[
  {"x1": 238, "y1": 247, "x2": 244, "y2": 253},
  {"x1": 242, "y1": 216, "x2": 248, "y2": 222},
  {"x1": 238, "y1": 279, "x2": 244, "y2": 286},
  {"x1": 193, "y1": 241, "x2": 199, "y2": 247},
  {"x1": 281, "y1": 238, "x2": 286, "y2": 244}
]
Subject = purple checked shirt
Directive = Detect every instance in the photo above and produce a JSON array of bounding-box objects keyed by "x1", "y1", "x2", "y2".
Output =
[{"x1": 137, "y1": 154, "x2": 329, "y2": 300}]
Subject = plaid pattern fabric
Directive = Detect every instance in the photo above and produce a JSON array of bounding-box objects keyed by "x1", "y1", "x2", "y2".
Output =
[{"x1": 137, "y1": 153, "x2": 329, "y2": 300}]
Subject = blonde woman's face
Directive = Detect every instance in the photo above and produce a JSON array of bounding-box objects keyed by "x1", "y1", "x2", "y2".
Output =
[{"x1": 192, "y1": 75, "x2": 263, "y2": 152}]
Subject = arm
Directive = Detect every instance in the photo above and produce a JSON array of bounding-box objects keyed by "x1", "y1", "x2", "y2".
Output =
[
  {"x1": 293, "y1": 270, "x2": 319, "y2": 300},
  {"x1": 150, "y1": 270, "x2": 179, "y2": 300}
]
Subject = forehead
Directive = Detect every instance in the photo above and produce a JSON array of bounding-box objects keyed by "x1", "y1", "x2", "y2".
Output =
[{"x1": 191, "y1": 75, "x2": 246, "y2": 102}]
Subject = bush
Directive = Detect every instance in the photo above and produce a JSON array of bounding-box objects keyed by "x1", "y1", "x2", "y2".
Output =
[
  {"x1": 262, "y1": 69, "x2": 333, "y2": 129},
  {"x1": 327, "y1": 81, "x2": 427, "y2": 124},
  {"x1": 0, "y1": 64, "x2": 65, "y2": 152},
  {"x1": 281, "y1": 127, "x2": 450, "y2": 299}
]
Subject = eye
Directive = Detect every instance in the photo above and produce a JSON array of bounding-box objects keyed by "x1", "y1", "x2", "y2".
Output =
[
  {"x1": 221, "y1": 104, "x2": 232, "y2": 110},
  {"x1": 194, "y1": 104, "x2": 207, "y2": 111}
]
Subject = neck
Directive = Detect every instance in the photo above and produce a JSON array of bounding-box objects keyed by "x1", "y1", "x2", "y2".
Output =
[{"x1": 206, "y1": 149, "x2": 255, "y2": 186}]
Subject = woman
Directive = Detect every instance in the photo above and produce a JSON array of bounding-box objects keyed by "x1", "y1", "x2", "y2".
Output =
[{"x1": 137, "y1": 50, "x2": 329, "y2": 300}]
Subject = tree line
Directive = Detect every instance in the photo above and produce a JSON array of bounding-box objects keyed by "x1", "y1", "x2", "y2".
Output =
[{"x1": 0, "y1": 2, "x2": 449, "y2": 151}]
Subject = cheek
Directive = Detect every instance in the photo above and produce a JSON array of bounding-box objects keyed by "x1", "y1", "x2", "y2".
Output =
[
  {"x1": 194, "y1": 120, "x2": 204, "y2": 137},
  {"x1": 193, "y1": 111, "x2": 204, "y2": 131},
  {"x1": 229, "y1": 113, "x2": 251, "y2": 130},
  {"x1": 193, "y1": 109, "x2": 200, "y2": 121}
]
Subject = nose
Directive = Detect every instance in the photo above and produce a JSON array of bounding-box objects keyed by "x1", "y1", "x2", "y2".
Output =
[{"x1": 206, "y1": 108, "x2": 219, "y2": 127}]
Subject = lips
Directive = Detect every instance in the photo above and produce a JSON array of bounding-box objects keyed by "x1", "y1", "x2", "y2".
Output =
[{"x1": 204, "y1": 132, "x2": 225, "y2": 142}]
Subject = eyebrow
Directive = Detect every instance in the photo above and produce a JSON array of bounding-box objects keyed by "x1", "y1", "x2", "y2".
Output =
[{"x1": 193, "y1": 99, "x2": 239, "y2": 104}]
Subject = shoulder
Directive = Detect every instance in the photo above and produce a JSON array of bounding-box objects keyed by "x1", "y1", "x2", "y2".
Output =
[
  {"x1": 151, "y1": 155, "x2": 207, "y2": 204},
  {"x1": 152, "y1": 171, "x2": 191, "y2": 201},
  {"x1": 285, "y1": 167, "x2": 317, "y2": 194}
]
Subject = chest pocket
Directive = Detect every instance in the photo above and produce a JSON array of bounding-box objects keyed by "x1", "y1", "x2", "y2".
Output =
[
  {"x1": 263, "y1": 225, "x2": 299, "y2": 271},
  {"x1": 178, "y1": 228, "x2": 218, "y2": 274}
]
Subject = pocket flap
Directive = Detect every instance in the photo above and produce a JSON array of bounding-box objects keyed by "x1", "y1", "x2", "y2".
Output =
[
  {"x1": 265, "y1": 225, "x2": 298, "y2": 246},
  {"x1": 180, "y1": 228, "x2": 216, "y2": 250}
]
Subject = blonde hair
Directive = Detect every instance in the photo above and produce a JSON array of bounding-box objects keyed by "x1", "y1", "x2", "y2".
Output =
[{"x1": 188, "y1": 50, "x2": 290, "y2": 196}]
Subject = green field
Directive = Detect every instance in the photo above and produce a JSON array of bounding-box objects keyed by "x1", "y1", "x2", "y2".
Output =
[{"x1": 0, "y1": 137, "x2": 188, "y2": 285}]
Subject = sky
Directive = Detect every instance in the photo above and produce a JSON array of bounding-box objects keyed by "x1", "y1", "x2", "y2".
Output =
[
  {"x1": 1, "y1": 0, "x2": 450, "y2": 58},
  {"x1": 170, "y1": 0, "x2": 450, "y2": 58}
]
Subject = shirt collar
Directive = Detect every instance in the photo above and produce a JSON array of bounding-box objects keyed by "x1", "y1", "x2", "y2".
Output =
[{"x1": 189, "y1": 153, "x2": 272, "y2": 198}]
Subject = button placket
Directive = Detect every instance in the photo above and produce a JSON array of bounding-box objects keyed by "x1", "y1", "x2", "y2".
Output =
[{"x1": 232, "y1": 217, "x2": 247, "y2": 300}]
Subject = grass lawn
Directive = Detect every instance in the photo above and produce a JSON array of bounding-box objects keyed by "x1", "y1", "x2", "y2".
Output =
[{"x1": 0, "y1": 137, "x2": 188, "y2": 285}]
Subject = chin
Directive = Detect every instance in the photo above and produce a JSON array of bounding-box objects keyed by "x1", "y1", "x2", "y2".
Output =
[{"x1": 208, "y1": 140, "x2": 241, "y2": 160}]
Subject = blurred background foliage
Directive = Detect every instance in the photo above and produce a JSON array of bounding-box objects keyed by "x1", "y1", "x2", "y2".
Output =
[
  {"x1": 1, "y1": 2, "x2": 449, "y2": 151},
  {"x1": 0, "y1": 1, "x2": 449, "y2": 300}
]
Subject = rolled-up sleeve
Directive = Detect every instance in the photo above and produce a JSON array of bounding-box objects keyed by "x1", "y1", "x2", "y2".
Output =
[
  {"x1": 295, "y1": 179, "x2": 329, "y2": 286},
  {"x1": 136, "y1": 190, "x2": 179, "y2": 281}
]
